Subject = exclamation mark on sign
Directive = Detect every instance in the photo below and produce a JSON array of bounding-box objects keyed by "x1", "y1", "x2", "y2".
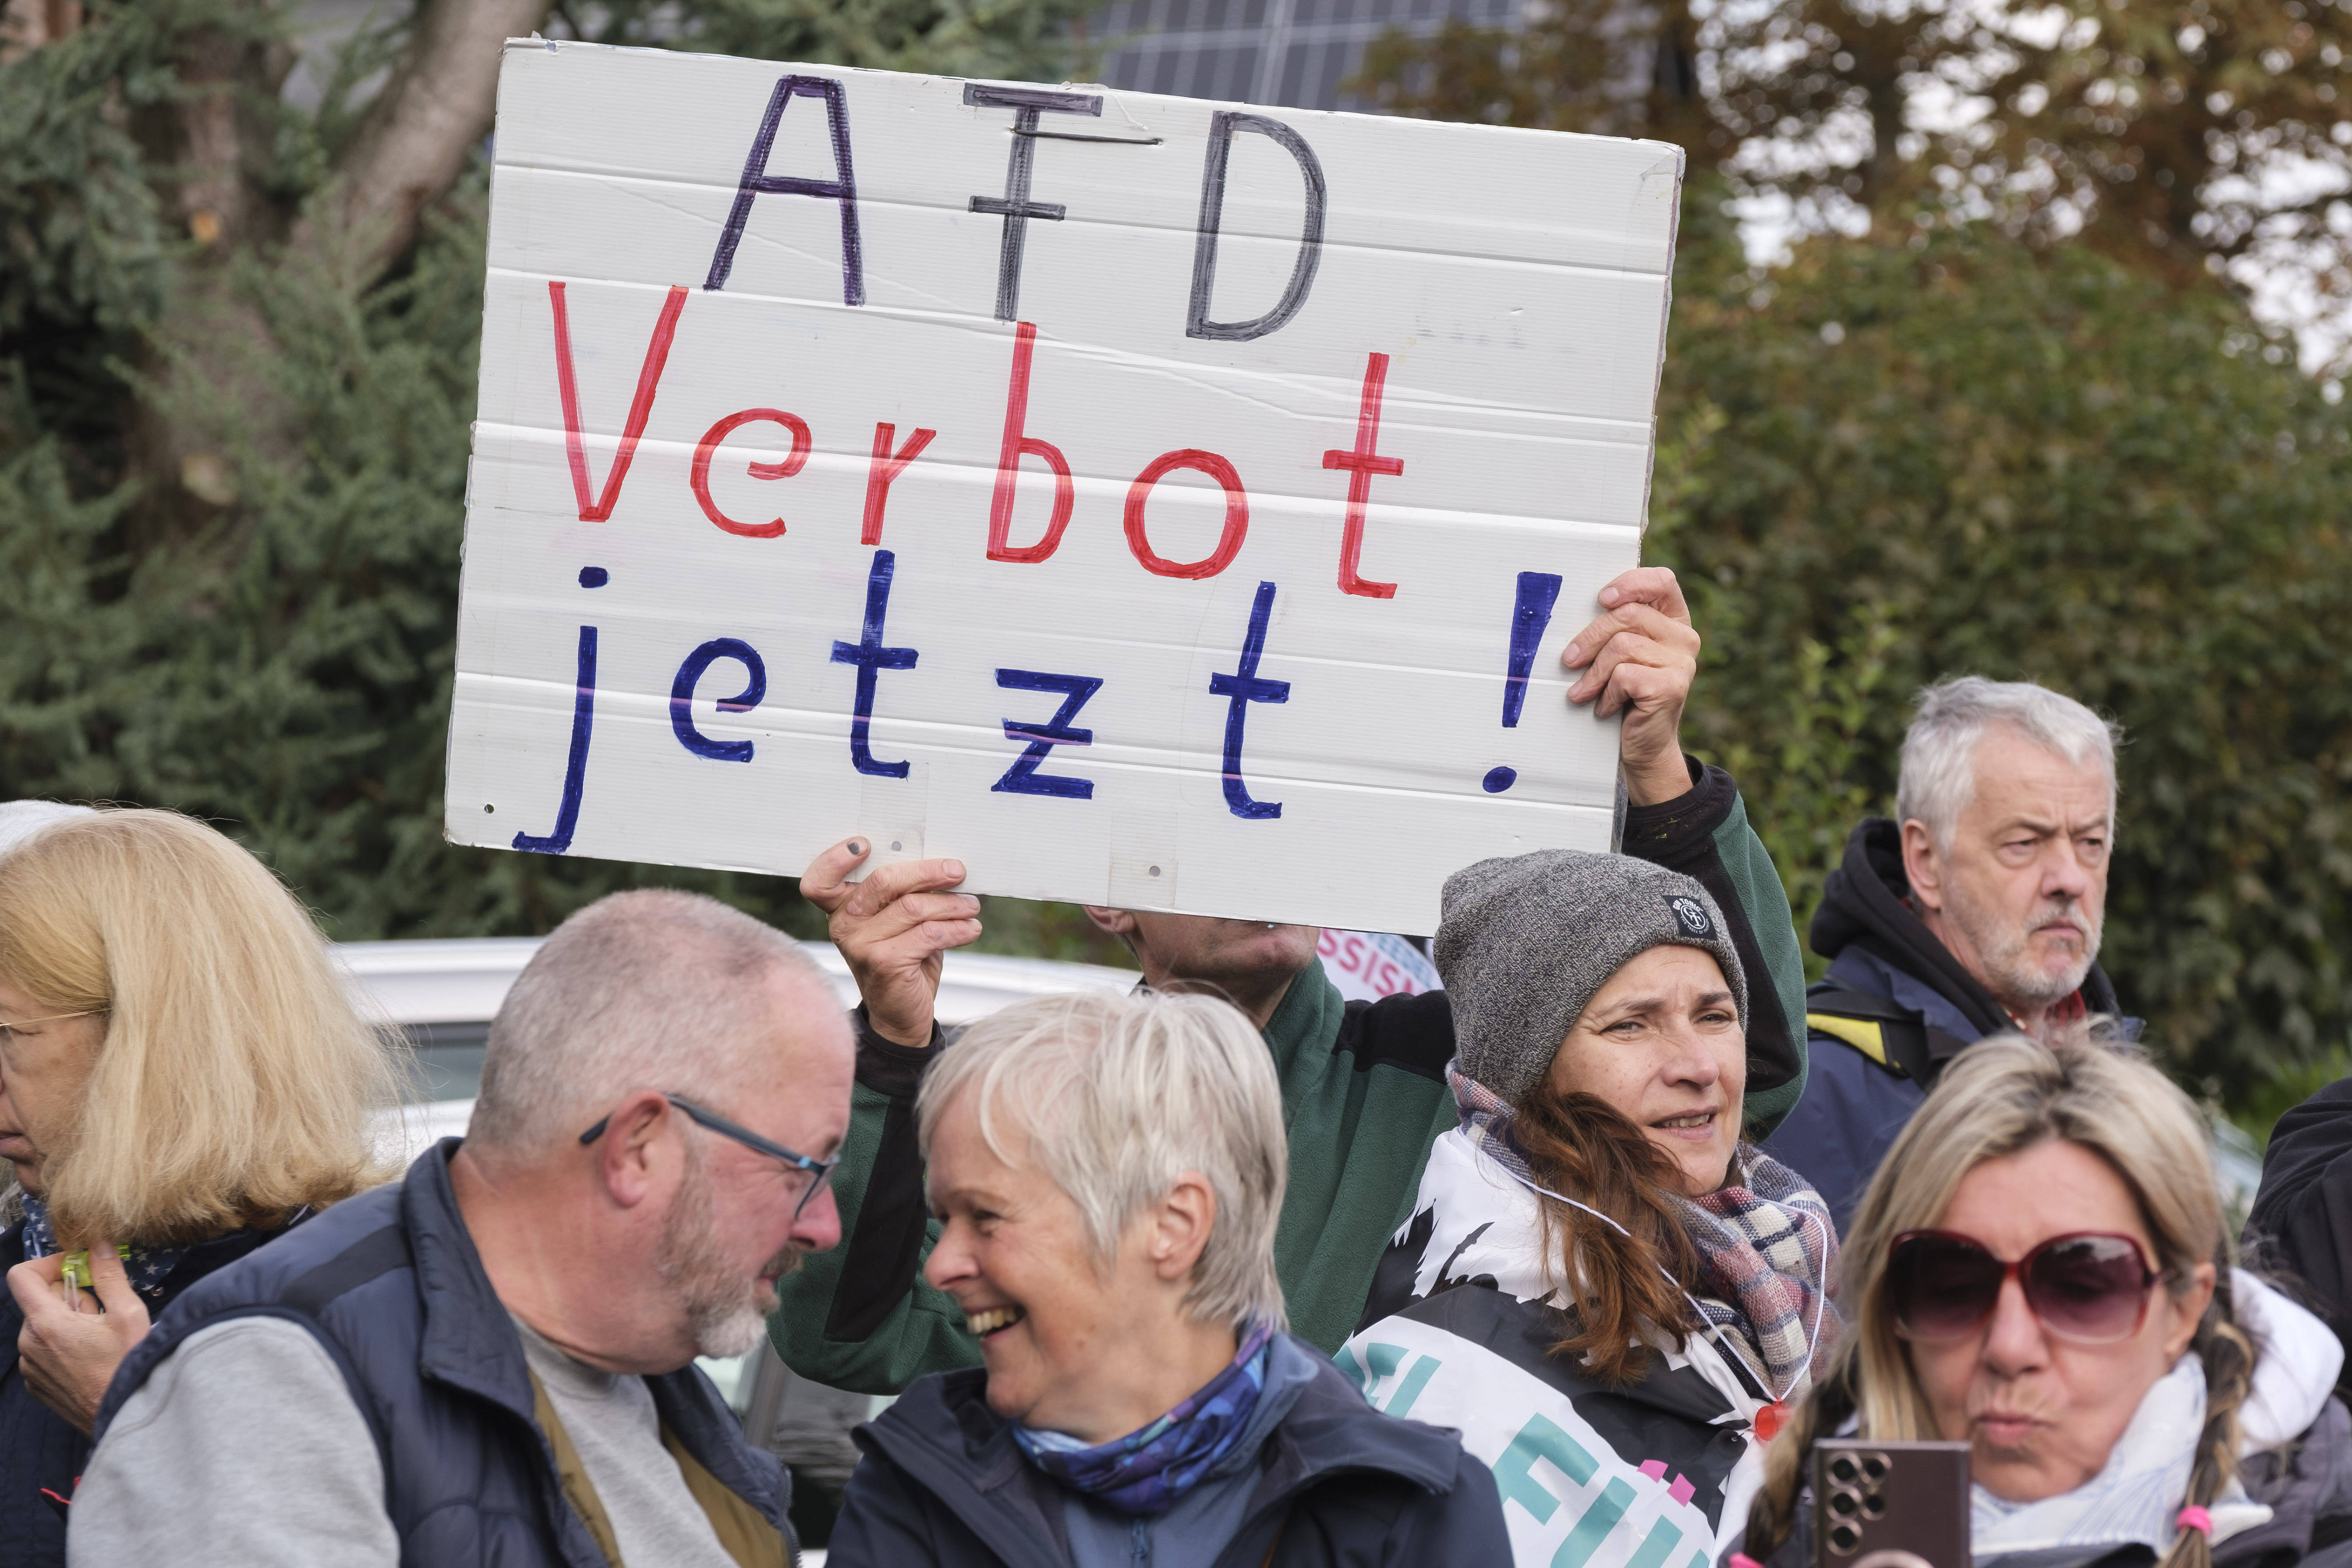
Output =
[{"x1": 1482, "y1": 570, "x2": 1565, "y2": 794}]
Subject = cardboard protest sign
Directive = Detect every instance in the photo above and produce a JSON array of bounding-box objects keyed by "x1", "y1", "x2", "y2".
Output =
[{"x1": 446, "y1": 39, "x2": 1682, "y2": 935}]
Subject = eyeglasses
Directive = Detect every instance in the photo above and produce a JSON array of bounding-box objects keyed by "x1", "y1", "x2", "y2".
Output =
[
  {"x1": 580, "y1": 1094, "x2": 839, "y2": 1222},
  {"x1": 0, "y1": 1009, "x2": 106, "y2": 1031},
  {"x1": 1887, "y1": 1229, "x2": 2167, "y2": 1345}
]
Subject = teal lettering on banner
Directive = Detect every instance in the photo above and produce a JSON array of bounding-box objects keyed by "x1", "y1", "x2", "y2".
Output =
[
  {"x1": 1554, "y1": 1477, "x2": 1636, "y2": 1568},
  {"x1": 1383, "y1": 1354, "x2": 1441, "y2": 1418},
  {"x1": 1491, "y1": 1414, "x2": 1600, "y2": 1524},
  {"x1": 1624, "y1": 1514, "x2": 1685, "y2": 1568},
  {"x1": 1334, "y1": 1345, "x2": 1365, "y2": 1392}
]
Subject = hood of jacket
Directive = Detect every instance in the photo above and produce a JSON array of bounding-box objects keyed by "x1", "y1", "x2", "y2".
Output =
[
  {"x1": 853, "y1": 1333, "x2": 1466, "y2": 1566},
  {"x1": 1811, "y1": 818, "x2": 2123, "y2": 1040},
  {"x1": 2236, "y1": 1271, "x2": 2344, "y2": 1454}
]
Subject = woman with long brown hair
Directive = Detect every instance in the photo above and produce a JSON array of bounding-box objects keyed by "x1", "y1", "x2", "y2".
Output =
[
  {"x1": 1738, "y1": 1033, "x2": 2352, "y2": 1568},
  {"x1": 1341, "y1": 850, "x2": 1837, "y2": 1568},
  {"x1": 0, "y1": 806, "x2": 400, "y2": 1568}
]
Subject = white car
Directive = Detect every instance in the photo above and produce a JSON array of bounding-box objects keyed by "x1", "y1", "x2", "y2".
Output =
[{"x1": 345, "y1": 938, "x2": 1140, "y2": 1161}]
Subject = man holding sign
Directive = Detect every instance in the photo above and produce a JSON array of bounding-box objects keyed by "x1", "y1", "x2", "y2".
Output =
[
  {"x1": 450, "y1": 44, "x2": 1721, "y2": 936},
  {"x1": 775, "y1": 565, "x2": 1812, "y2": 1392},
  {"x1": 416, "y1": 38, "x2": 1810, "y2": 1390}
]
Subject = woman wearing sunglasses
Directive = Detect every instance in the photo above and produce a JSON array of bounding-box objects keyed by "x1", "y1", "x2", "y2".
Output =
[
  {"x1": 1340, "y1": 852, "x2": 1835, "y2": 1568},
  {"x1": 1741, "y1": 1033, "x2": 2352, "y2": 1568}
]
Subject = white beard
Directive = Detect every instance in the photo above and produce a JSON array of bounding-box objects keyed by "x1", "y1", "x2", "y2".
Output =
[
  {"x1": 655, "y1": 1145, "x2": 801, "y2": 1358},
  {"x1": 1943, "y1": 879, "x2": 2102, "y2": 1010}
]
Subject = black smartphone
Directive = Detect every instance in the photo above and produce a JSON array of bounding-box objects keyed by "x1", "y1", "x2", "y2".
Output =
[{"x1": 1811, "y1": 1438, "x2": 1972, "y2": 1568}]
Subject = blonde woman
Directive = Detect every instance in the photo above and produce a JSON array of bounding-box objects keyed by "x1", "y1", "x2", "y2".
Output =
[
  {"x1": 1740, "y1": 1034, "x2": 2352, "y2": 1568},
  {"x1": 0, "y1": 807, "x2": 398, "y2": 1568}
]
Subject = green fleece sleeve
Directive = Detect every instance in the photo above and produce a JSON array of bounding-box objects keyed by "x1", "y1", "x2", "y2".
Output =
[
  {"x1": 765, "y1": 1025, "x2": 979, "y2": 1395},
  {"x1": 1711, "y1": 789, "x2": 1810, "y2": 1130},
  {"x1": 1621, "y1": 760, "x2": 1810, "y2": 1135}
]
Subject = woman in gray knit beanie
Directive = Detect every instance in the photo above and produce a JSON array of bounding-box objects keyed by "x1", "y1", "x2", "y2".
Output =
[{"x1": 1338, "y1": 849, "x2": 1838, "y2": 1568}]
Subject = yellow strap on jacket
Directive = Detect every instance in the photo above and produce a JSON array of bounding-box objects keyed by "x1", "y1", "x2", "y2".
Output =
[{"x1": 1807, "y1": 1011, "x2": 1889, "y2": 1068}]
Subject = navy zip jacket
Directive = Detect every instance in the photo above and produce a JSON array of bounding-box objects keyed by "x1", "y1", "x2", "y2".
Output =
[
  {"x1": 0, "y1": 1210, "x2": 288, "y2": 1568},
  {"x1": 93, "y1": 1140, "x2": 789, "y2": 1567},
  {"x1": 827, "y1": 1333, "x2": 1510, "y2": 1568}
]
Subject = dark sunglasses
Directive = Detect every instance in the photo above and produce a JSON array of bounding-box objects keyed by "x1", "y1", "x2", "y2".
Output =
[
  {"x1": 580, "y1": 1094, "x2": 839, "y2": 1222},
  {"x1": 1886, "y1": 1229, "x2": 2167, "y2": 1345}
]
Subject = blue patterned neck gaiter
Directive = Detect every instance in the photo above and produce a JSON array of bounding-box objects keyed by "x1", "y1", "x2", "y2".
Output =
[
  {"x1": 19, "y1": 1194, "x2": 189, "y2": 1298},
  {"x1": 1012, "y1": 1322, "x2": 1277, "y2": 1516}
]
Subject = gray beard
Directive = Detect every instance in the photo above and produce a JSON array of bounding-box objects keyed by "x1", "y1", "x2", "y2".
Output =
[
  {"x1": 655, "y1": 1147, "x2": 805, "y2": 1359},
  {"x1": 1943, "y1": 882, "x2": 2102, "y2": 1012}
]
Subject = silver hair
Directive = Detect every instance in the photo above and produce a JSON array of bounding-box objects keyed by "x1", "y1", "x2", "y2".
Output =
[
  {"x1": 916, "y1": 989, "x2": 1290, "y2": 1331},
  {"x1": 469, "y1": 889, "x2": 823, "y2": 1154},
  {"x1": 1895, "y1": 677, "x2": 2122, "y2": 851}
]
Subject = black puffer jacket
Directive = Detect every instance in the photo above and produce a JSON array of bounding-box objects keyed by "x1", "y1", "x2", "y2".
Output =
[
  {"x1": 2248, "y1": 1078, "x2": 2352, "y2": 1398},
  {"x1": 828, "y1": 1333, "x2": 1510, "y2": 1568}
]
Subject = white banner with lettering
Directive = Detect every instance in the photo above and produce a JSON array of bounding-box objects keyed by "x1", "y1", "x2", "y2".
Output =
[{"x1": 445, "y1": 41, "x2": 1679, "y2": 934}]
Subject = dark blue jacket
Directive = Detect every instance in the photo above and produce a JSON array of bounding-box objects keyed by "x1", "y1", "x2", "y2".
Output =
[
  {"x1": 828, "y1": 1335, "x2": 1511, "y2": 1568},
  {"x1": 96, "y1": 1140, "x2": 789, "y2": 1568},
  {"x1": 0, "y1": 1211, "x2": 287, "y2": 1568},
  {"x1": 1759, "y1": 819, "x2": 2136, "y2": 1230},
  {"x1": 2249, "y1": 1078, "x2": 2352, "y2": 1397}
]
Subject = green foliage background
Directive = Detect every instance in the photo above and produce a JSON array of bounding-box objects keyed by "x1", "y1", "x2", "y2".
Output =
[
  {"x1": 0, "y1": 1, "x2": 1132, "y2": 968},
  {"x1": 1652, "y1": 193, "x2": 2352, "y2": 1106}
]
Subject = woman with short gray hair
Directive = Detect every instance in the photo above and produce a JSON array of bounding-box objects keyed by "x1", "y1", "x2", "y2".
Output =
[{"x1": 826, "y1": 989, "x2": 1511, "y2": 1568}]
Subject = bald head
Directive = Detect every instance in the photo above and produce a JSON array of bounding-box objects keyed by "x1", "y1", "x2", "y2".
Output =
[{"x1": 470, "y1": 890, "x2": 833, "y2": 1156}]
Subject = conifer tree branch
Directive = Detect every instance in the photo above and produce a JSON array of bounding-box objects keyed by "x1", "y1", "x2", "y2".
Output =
[{"x1": 298, "y1": 0, "x2": 550, "y2": 285}]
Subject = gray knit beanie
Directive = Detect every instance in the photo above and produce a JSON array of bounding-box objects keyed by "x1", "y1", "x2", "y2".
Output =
[{"x1": 1434, "y1": 849, "x2": 1748, "y2": 1107}]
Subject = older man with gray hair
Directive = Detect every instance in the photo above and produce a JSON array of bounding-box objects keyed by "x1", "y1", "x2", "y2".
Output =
[
  {"x1": 69, "y1": 889, "x2": 851, "y2": 1568},
  {"x1": 1759, "y1": 675, "x2": 2136, "y2": 1228}
]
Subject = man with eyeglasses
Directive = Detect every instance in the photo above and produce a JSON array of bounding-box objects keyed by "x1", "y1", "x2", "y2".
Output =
[{"x1": 69, "y1": 890, "x2": 852, "y2": 1568}]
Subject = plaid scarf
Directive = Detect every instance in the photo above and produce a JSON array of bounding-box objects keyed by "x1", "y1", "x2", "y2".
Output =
[
  {"x1": 1012, "y1": 1321, "x2": 1277, "y2": 1516},
  {"x1": 1449, "y1": 1063, "x2": 1838, "y2": 1401}
]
